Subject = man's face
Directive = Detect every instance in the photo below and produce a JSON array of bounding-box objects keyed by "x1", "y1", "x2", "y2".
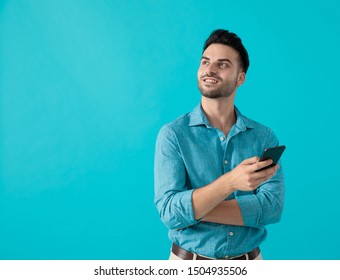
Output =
[{"x1": 197, "y1": 43, "x2": 245, "y2": 99}]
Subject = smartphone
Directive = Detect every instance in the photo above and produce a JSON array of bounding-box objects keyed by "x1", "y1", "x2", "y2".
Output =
[{"x1": 256, "y1": 145, "x2": 286, "y2": 172}]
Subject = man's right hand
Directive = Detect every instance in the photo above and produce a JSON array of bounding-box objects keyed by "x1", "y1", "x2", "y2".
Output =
[{"x1": 224, "y1": 156, "x2": 279, "y2": 192}]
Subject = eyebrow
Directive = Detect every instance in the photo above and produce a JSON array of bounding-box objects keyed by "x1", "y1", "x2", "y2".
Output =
[{"x1": 201, "y1": 56, "x2": 233, "y2": 64}]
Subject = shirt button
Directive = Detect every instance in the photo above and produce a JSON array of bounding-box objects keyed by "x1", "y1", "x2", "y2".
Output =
[
  {"x1": 229, "y1": 232, "x2": 234, "y2": 236},
  {"x1": 220, "y1": 136, "x2": 225, "y2": 141},
  {"x1": 224, "y1": 160, "x2": 229, "y2": 165}
]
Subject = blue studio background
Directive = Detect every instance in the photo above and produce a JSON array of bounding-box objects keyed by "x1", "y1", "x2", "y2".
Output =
[{"x1": 1, "y1": 0, "x2": 339, "y2": 260}]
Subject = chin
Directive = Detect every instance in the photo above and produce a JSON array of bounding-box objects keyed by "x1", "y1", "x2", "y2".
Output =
[{"x1": 201, "y1": 91, "x2": 224, "y2": 99}]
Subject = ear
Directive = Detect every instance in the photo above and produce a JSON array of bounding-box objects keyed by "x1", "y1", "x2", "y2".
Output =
[{"x1": 237, "y1": 72, "x2": 246, "y2": 86}]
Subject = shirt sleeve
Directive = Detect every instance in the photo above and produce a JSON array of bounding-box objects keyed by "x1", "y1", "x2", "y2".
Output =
[
  {"x1": 235, "y1": 128, "x2": 285, "y2": 228},
  {"x1": 154, "y1": 125, "x2": 199, "y2": 230}
]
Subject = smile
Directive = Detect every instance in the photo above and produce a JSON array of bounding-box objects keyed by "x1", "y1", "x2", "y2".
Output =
[{"x1": 203, "y1": 78, "x2": 218, "y2": 84}]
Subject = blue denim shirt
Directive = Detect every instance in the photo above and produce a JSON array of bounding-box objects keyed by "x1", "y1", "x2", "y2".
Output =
[{"x1": 154, "y1": 104, "x2": 284, "y2": 258}]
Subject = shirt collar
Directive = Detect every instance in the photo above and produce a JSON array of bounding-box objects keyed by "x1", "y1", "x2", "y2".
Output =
[{"x1": 188, "y1": 103, "x2": 255, "y2": 130}]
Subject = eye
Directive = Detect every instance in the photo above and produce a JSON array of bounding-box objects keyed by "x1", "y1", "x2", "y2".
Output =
[
  {"x1": 201, "y1": 60, "x2": 209, "y2": 66},
  {"x1": 219, "y1": 62, "x2": 229, "y2": 68}
]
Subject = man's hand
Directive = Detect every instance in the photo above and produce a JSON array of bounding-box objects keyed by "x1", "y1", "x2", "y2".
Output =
[{"x1": 223, "y1": 156, "x2": 279, "y2": 192}]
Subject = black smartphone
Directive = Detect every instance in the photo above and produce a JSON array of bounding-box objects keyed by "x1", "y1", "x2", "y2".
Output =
[{"x1": 256, "y1": 145, "x2": 286, "y2": 172}]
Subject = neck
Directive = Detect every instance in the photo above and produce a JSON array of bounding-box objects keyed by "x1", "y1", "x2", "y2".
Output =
[{"x1": 201, "y1": 96, "x2": 236, "y2": 134}]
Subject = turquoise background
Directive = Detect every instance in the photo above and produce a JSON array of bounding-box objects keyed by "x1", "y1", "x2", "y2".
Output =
[{"x1": 1, "y1": 0, "x2": 339, "y2": 260}]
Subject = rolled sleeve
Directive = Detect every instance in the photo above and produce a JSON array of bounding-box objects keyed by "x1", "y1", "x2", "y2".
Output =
[
  {"x1": 236, "y1": 193, "x2": 263, "y2": 227},
  {"x1": 236, "y1": 167, "x2": 284, "y2": 228},
  {"x1": 154, "y1": 125, "x2": 198, "y2": 230}
]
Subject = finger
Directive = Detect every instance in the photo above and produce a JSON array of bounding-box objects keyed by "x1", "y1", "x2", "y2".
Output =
[
  {"x1": 253, "y1": 159, "x2": 273, "y2": 171},
  {"x1": 254, "y1": 175, "x2": 271, "y2": 187},
  {"x1": 242, "y1": 156, "x2": 260, "y2": 165},
  {"x1": 255, "y1": 165, "x2": 278, "y2": 180}
]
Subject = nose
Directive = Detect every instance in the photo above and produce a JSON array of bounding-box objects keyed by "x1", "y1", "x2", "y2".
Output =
[{"x1": 205, "y1": 63, "x2": 217, "y2": 75}]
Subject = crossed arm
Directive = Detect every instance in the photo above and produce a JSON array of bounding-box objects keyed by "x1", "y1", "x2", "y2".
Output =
[{"x1": 192, "y1": 156, "x2": 279, "y2": 226}]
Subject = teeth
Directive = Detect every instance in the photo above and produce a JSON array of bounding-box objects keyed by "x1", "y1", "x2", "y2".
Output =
[{"x1": 204, "y1": 79, "x2": 217, "y2": 83}]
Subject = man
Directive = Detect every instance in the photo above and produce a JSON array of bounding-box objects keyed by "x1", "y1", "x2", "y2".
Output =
[{"x1": 154, "y1": 29, "x2": 284, "y2": 260}]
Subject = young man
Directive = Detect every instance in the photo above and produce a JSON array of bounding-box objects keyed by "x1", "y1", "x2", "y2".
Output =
[{"x1": 154, "y1": 29, "x2": 284, "y2": 260}]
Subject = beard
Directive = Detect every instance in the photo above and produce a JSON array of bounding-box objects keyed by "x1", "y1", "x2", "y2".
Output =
[{"x1": 198, "y1": 75, "x2": 238, "y2": 99}]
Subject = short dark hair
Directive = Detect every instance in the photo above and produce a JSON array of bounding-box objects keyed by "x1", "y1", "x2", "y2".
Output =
[{"x1": 203, "y1": 29, "x2": 250, "y2": 73}]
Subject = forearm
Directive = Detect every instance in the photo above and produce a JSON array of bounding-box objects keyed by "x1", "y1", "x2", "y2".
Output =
[
  {"x1": 201, "y1": 199, "x2": 244, "y2": 226},
  {"x1": 192, "y1": 175, "x2": 234, "y2": 220}
]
